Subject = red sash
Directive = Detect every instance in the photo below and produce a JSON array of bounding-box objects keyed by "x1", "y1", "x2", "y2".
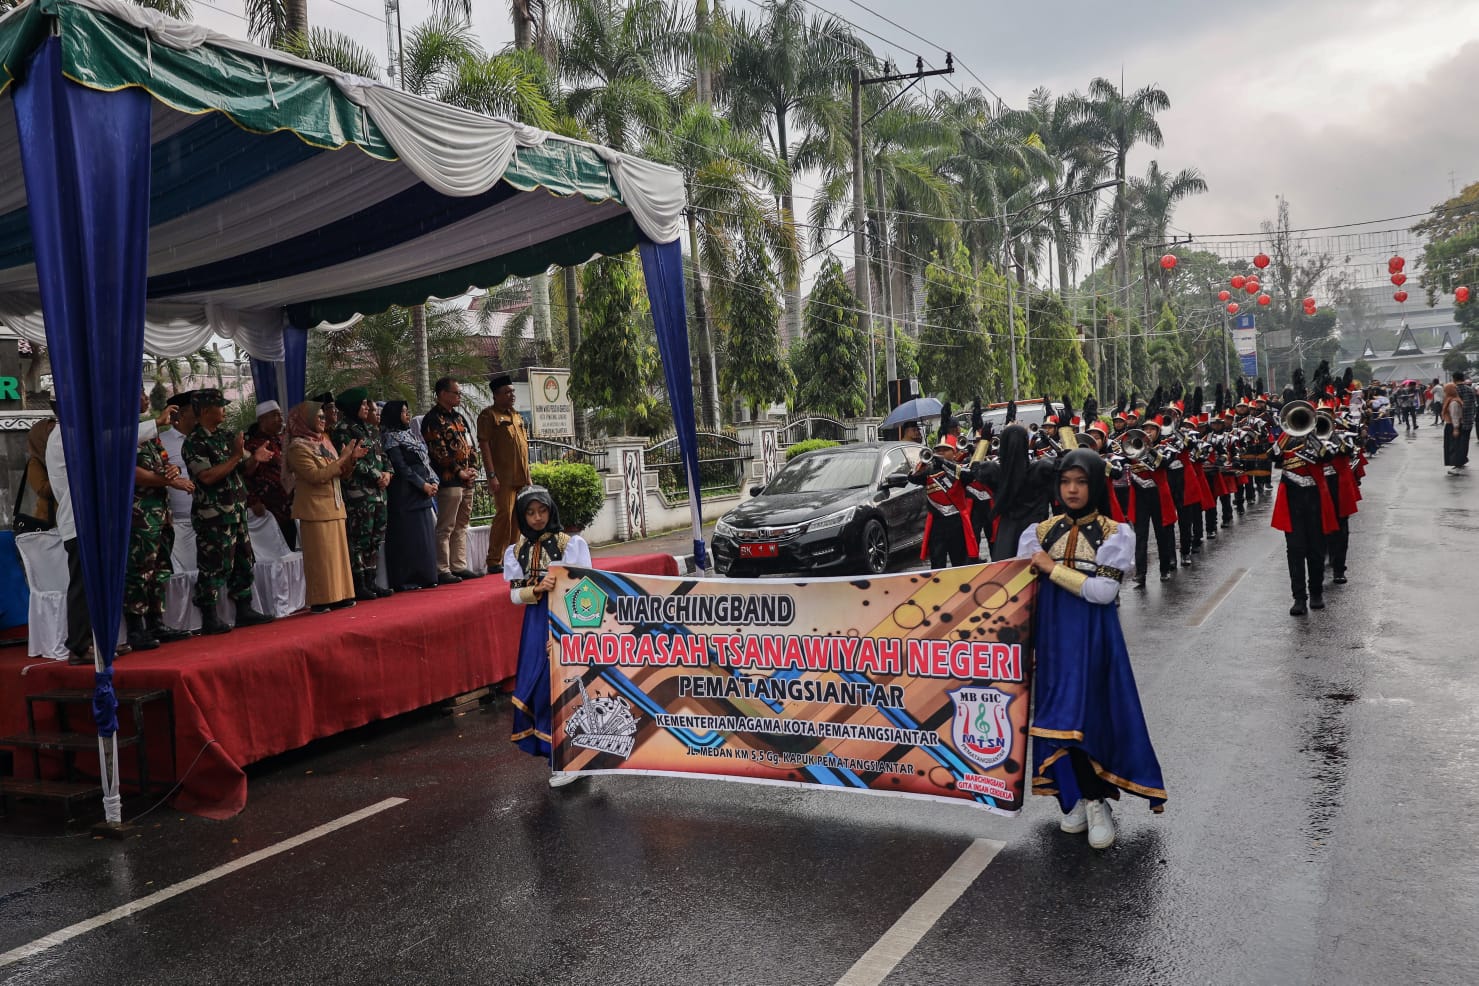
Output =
[
  {"x1": 1271, "y1": 465, "x2": 1339, "y2": 534},
  {"x1": 1128, "y1": 470, "x2": 1177, "y2": 527},
  {"x1": 920, "y1": 476, "x2": 979, "y2": 561},
  {"x1": 1331, "y1": 455, "x2": 1360, "y2": 514}
]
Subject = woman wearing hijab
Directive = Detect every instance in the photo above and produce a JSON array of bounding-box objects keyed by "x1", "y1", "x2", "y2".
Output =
[
  {"x1": 13, "y1": 418, "x2": 57, "y2": 532},
  {"x1": 285, "y1": 402, "x2": 365, "y2": 613},
  {"x1": 1017, "y1": 448, "x2": 1166, "y2": 850},
  {"x1": 381, "y1": 400, "x2": 440, "y2": 591},
  {"x1": 503, "y1": 486, "x2": 592, "y2": 788},
  {"x1": 1442, "y1": 382, "x2": 1466, "y2": 474},
  {"x1": 970, "y1": 423, "x2": 1059, "y2": 561},
  {"x1": 333, "y1": 388, "x2": 394, "y2": 600}
]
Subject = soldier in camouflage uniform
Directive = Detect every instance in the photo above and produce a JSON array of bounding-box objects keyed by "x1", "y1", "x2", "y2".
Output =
[
  {"x1": 126, "y1": 390, "x2": 196, "y2": 650},
  {"x1": 183, "y1": 389, "x2": 276, "y2": 635},
  {"x1": 332, "y1": 387, "x2": 394, "y2": 600}
]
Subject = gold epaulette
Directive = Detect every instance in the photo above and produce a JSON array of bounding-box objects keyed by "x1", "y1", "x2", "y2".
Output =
[{"x1": 1035, "y1": 517, "x2": 1057, "y2": 543}]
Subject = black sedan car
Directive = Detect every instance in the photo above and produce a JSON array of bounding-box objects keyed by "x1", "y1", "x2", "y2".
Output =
[{"x1": 712, "y1": 442, "x2": 927, "y2": 577}]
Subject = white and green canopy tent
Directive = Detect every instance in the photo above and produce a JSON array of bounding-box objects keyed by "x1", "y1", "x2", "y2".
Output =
[{"x1": 0, "y1": 0, "x2": 705, "y2": 823}]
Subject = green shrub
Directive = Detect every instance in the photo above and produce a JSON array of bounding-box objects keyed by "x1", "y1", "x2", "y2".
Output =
[
  {"x1": 784, "y1": 438, "x2": 841, "y2": 459},
  {"x1": 531, "y1": 461, "x2": 605, "y2": 530}
]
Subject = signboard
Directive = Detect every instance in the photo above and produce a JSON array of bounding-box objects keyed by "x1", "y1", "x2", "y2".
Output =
[
  {"x1": 548, "y1": 560, "x2": 1039, "y2": 816},
  {"x1": 1232, "y1": 327, "x2": 1258, "y2": 357},
  {"x1": 0, "y1": 376, "x2": 18, "y2": 400},
  {"x1": 1263, "y1": 329, "x2": 1293, "y2": 349},
  {"x1": 1234, "y1": 313, "x2": 1255, "y2": 330},
  {"x1": 528, "y1": 367, "x2": 574, "y2": 437},
  {"x1": 1240, "y1": 353, "x2": 1258, "y2": 375}
]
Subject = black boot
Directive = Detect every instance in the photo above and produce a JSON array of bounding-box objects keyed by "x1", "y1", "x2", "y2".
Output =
[
  {"x1": 200, "y1": 608, "x2": 232, "y2": 635},
  {"x1": 353, "y1": 573, "x2": 377, "y2": 602},
  {"x1": 126, "y1": 613, "x2": 160, "y2": 651},
  {"x1": 371, "y1": 573, "x2": 394, "y2": 599},
  {"x1": 1290, "y1": 598, "x2": 1307, "y2": 616},
  {"x1": 149, "y1": 615, "x2": 190, "y2": 643},
  {"x1": 235, "y1": 603, "x2": 275, "y2": 627}
]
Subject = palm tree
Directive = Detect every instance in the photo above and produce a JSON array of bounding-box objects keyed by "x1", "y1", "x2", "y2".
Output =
[
  {"x1": 1126, "y1": 160, "x2": 1208, "y2": 248},
  {"x1": 1024, "y1": 87, "x2": 1105, "y2": 293},
  {"x1": 553, "y1": 0, "x2": 688, "y2": 152},
  {"x1": 306, "y1": 303, "x2": 486, "y2": 408},
  {"x1": 723, "y1": 0, "x2": 866, "y2": 345},
  {"x1": 1079, "y1": 77, "x2": 1170, "y2": 302},
  {"x1": 647, "y1": 102, "x2": 798, "y2": 428}
]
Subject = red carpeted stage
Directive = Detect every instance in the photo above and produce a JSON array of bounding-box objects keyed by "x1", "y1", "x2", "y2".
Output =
[{"x1": 0, "y1": 553, "x2": 676, "y2": 818}]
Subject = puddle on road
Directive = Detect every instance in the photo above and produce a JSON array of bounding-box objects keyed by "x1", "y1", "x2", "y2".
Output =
[{"x1": 1299, "y1": 691, "x2": 1354, "y2": 856}]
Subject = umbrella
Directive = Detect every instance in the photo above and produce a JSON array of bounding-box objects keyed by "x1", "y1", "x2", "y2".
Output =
[
  {"x1": 1399, "y1": 379, "x2": 1420, "y2": 386},
  {"x1": 880, "y1": 397, "x2": 942, "y2": 431}
]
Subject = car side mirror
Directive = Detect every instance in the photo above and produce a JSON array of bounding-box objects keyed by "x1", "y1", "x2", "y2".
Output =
[
  {"x1": 883, "y1": 472, "x2": 909, "y2": 489},
  {"x1": 749, "y1": 484, "x2": 764, "y2": 496}
]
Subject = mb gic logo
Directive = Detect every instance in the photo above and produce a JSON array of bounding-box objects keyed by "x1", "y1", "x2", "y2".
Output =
[{"x1": 566, "y1": 576, "x2": 607, "y2": 628}]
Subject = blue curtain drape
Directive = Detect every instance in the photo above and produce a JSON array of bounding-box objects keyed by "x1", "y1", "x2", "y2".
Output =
[
  {"x1": 14, "y1": 40, "x2": 153, "y2": 734},
  {"x1": 638, "y1": 239, "x2": 707, "y2": 570},
  {"x1": 283, "y1": 321, "x2": 308, "y2": 409},
  {"x1": 249, "y1": 356, "x2": 280, "y2": 406}
]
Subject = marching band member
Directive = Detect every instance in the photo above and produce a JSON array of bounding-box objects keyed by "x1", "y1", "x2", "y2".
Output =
[
  {"x1": 505, "y1": 485, "x2": 592, "y2": 786},
  {"x1": 1270, "y1": 373, "x2": 1339, "y2": 616},
  {"x1": 1019, "y1": 448, "x2": 1167, "y2": 849},
  {"x1": 971, "y1": 418, "x2": 1059, "y2": 563},
  {"x1": 910, "y1": 413, "x2": 977, "y2": 569},
  {"x1": 1126, "y1": 411, "x2": 1178, "y2": 584}
]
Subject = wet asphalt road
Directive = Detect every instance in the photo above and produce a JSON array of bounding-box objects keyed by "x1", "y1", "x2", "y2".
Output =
[{"x1": 2, "y1": 428, "x2": 1477, "y2": 986}]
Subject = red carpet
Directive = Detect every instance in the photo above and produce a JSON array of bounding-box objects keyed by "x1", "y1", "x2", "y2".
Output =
[{"x1": 0, "y1": 554, "x2": 676, "y2": 818}]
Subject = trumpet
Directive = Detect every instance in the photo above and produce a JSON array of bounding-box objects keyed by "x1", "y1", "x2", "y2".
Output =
[
  {"x1": 1314, "y1": 411, "x2": 1335, "y2": 441},
  {"x1": 919, "y1": 446, "x2": 962, "y2": 476},
  {"x1": 1280, "y1": 400, "x2": 1317, "y2": 438}
]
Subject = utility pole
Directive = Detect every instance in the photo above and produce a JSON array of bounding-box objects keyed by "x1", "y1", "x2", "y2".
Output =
[
  {"x1": 854, "y1": 55, "x2": 954, "y2": 412},
  {"x1": 850, "y1": 67, "x2": 875, "y2": 417},
  {"x1": 1003, "y1": 200, "x2": 1018, "y2": 399}
]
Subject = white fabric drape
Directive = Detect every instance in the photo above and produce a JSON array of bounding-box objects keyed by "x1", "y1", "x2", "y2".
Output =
[{"x1": 0, "y1": 293, "x2": 288, "y2": 358}]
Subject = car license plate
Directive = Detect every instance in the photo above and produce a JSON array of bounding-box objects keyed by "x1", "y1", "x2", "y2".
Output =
[{"x1": 739, "y1": 541, "x2": 779, "y2": 559}]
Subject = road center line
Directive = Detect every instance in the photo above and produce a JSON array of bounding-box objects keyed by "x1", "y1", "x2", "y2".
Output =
[
  {"x1": 835, "y1": 837, "x2": 1004, "y2": 986},
  {"x1": 1186, "y1": 567, "x2": 1249, "y2": 627},
  {"x1": 0, "y1": 796, "x2": 408, "y2": 969}
]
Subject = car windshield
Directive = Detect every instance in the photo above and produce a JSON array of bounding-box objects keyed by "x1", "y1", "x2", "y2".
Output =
[{"x1": 764, "y1": 451, "x2": 878, "y2": 494}]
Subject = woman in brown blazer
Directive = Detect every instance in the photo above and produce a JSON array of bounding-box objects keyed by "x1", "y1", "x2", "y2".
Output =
[{"x1": 285, "y1": 401, "x2": 366, "y2": 612}]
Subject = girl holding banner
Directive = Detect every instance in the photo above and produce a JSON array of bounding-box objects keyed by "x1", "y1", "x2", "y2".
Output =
[
  {"x1": 504, "y1": 486, "x2": 591, "y2": 788},
  {"x1": 1017, "y1": 448, "x2": 1167, "y2": 850}
]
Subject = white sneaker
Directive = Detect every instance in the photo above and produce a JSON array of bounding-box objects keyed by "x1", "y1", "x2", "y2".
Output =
[
  {"x1": 1085, "y1": 799, "x2": 1116, "y2": 849},
  {"x1": 548, "y1": 772, "x2": 584, "y2": 788},
  {"x1": 1060, "y1": 799, "x2": 1089, "y2": 833}
]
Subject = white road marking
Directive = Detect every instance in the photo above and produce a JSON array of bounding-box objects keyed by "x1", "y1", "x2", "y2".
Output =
[
  {"x1": 835, "y1": 837, "x2": 1004, "y2": 986},
  {"x1": 1186, "y1": 566, "x2": 1249, "y2": 627},
  {"x1": 0, "y1": 797, "x2": 408, "y2": 969}
]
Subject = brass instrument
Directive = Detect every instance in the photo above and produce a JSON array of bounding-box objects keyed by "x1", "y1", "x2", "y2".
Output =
[
  {"x1": 919, "y1": 446, "x2": 962, "y2": 476},
  {"x1": 1314, "y1": 410, "x2": 1335, "y2": 441},
  {"x1": 1120, "y1": 428, "x2": 1149, "y2": 460},
  {"x1": 1280, "y1": 400, "x2": 1317, "y2": 438}
]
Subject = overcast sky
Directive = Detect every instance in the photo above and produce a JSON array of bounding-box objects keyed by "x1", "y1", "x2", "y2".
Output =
[{"x1": 188, "y1": 0, "x2": 1479, "y2": 288}]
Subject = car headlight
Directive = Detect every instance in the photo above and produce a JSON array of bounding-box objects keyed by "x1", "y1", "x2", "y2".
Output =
[
  {"x1": 805, "y1": 506, "x2": 856, "y2": 533},
  {"x1": 715, "y1": 519, "x2": 738, "y2": 538}
]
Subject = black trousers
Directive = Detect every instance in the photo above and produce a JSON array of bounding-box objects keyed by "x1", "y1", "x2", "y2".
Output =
[
  {"x1": 1282, "y1": 482, "x2": 1326, "y2": 601},
  {"x1": 927, "y1": 513, "x2": 973, "y2": 569},
  {"x1": 969, "y1": 499, "x2": 992, "y2": 559},
  {"x1": 1168, "y1": 469, "x2": 1194, "y2": 556},
  {"x1": 1325, "y1": 475, "x2": 1349, "y2": 576},
  {"x1": 63, "y1": 537, "x2": 94, "y2": 658},
  {"x1": 1220, "y1": 491, "x2": 1233, "y2": 523},
  {"x1": 1113, "y1": 483, "x2": 1130, "y2": 521},
  {"x1": 1069, "y1": 749, "x2": 1114, "y2": 803},
  {"x1": 1132, "y1": 487, "x2": 1176, "y2": 577}
]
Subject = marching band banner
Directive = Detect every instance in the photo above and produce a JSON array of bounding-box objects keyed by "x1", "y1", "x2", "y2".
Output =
[{"x1": 547, "y1": 560, "x2": 1039, "y2": 816}]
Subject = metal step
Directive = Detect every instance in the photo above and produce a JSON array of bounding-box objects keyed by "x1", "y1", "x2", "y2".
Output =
[
  {"x1": 0, "y1": 731, "x2": 141, "y2": 751},
  {"x1": 26, "y1": 688, "x2": 169, "y2": 705},
  {"x1": 0, "y1": 778, "x2": 103, "y2": 802}
]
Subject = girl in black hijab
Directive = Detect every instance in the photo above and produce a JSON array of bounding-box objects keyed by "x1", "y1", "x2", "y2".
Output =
[
  {"x1": 970, "y1": 423, "x2": 1059, "y2": 561},
  {"x1": 504, "y1": 487, "x2": 592, "y2": 788},
  {"x1": 380, "y1": 400, "x2": 439, "y2": 590}
]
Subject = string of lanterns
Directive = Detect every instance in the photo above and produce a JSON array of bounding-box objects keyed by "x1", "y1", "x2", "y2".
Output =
[{"x1": 1158, "y1": 247, "x2": 1470, "y2": 313}]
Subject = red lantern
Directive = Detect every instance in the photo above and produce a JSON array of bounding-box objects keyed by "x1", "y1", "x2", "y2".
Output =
[
  {"x1": 1302, "y1": 296, "x2": 1316, "y2": 309},
  {"x1": 1391, "y1": 272, "x2": 1407, "y2": 286},
  {"x1": 1388, "y1": 255, "x2": 1405, "y2": 274},
  {"x1": 1257, "y1": 293, "x2": 1271, "y2": 306},
  {"x1": 1253, "y1": 252, "x2": 1270, "y2": 269},
  {"x1": 1217, "y1": 289, "x2": 1231, "y2": 302},
  {"x1": 1231, "y1": 275, "x2": 1246, "y2": 289},
  {"x1": 1393, "y1": 290, "x2": 1408, "y2": 303},
  {"x1": 1245, "y1": 281, "x2": 1260, "y2": 295},
  {"x1": 1226, "y1": 302, "x2": 1240, "y2": 315},
  {"x1": 1160, "y1": 253, "x2": 1178, "y2": 270},
  {"x1": 1458, "y1": 286, "x2": 1472, "y2": 304}
]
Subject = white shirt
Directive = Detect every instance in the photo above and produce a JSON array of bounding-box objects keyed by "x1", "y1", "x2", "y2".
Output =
[
  {"x1": 503, "y1": 534, "x2": 593, "y2": 604},
  {"x1": 1016, "y1": 519, "x2": 1136, "y2": 606},
  {"x1": 46, "y1": 419, "x2": 160, "y2": 541},
  {"x1": 157, "y1": 425, "x2": 194, "y2": 522}
]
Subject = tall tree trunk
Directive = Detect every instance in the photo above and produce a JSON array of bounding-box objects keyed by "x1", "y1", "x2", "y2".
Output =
[
  {"x1": 695, "y1": 0, "x2": 712, "y2": 104},
  {"x1": 776, "y1": 107, "x2": 802, "y2": 349},
  {"x1": 286, "y1": 0, "x2": 308, "y2": 38},
  {"x1": 512, "y1": 0, "x2": 533, "y2": 50},
  {"x1": 531, "y1": 271, "x2": 552, "y2": 363},
  {"x1": 411, "y1": 304, "x2": 430, "y2": 409},
  {"x1": 687, "y1": 210, "x2": 719, "y2": 429},
  {"x1": 563, "y1": 265, "x2": 585, "y2": 442}
]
